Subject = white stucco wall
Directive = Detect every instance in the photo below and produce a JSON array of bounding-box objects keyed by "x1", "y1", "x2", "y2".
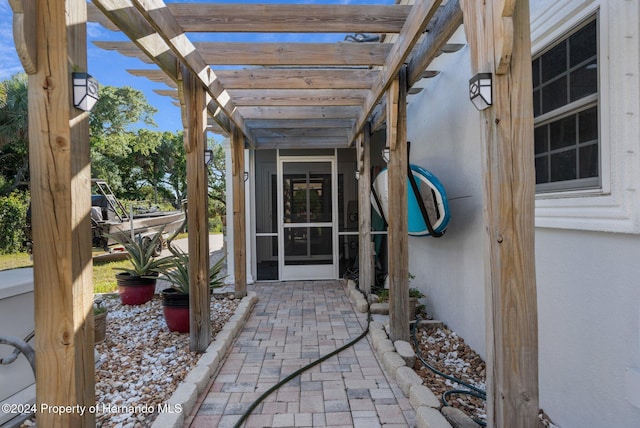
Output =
[
  {"x1": 404, "y1": 1, "x2": 640, "y2": 426},
  {"x1": 406, "y1": 28, "x2": 487, "y2": 356},
  {"x1": 536, "y1": 229, "x2": 640, "y2": 427}
]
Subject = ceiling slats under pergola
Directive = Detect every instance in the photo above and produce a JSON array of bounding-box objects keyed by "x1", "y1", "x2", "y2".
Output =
[{"x1": 89, "y1": 0, "x2": 464, "y2": 149}]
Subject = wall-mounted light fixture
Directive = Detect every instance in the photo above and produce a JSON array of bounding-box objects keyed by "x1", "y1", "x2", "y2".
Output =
[
  {"x1": 469, "y1": 73, "x2": 492, "y2": 111},
  {"x1": 72, "y1": 72, "x2": 99, "y2": 111},
  {"x1": 355, "y1": 170, "x2": 360, "y2": 181},
  {"x1": 381, "y1": 147, "x2": 390, "y2": 164},
  {"x1": 204, "y1": 149, "x2": 213, "y2": 165},
  {"x1": 243, "y1": 172, "x2": 249, "y2": 182}
]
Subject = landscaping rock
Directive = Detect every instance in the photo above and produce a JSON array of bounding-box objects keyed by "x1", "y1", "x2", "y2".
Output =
[
  {"x1": 396, "y1": 366, "x2": 423, "y2": 396},
  {"x1": 394, "y1": 339, "x2": 416, "y2": 367},
  {"x1": 416, "y1": 406, "x2": 453, "y2": 428}
]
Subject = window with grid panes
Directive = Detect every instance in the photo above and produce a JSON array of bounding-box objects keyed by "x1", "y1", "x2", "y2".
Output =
[{"x1": 533, "y1": 15, "x2": 599, "y2": 192}]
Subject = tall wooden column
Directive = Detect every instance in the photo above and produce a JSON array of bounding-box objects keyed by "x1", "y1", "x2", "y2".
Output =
[
  {"x1": 357, "y1": 124, "x2": 374, "y2": 295},
  {"x1": 26, "y1": 0, "x2": 94, "y2": 425},
  {"x1": 231, "y1": 125, "x2": 247, "y2": 298},
  {"x1": 461, "y1": 0, "x2": 539, "y2": 426},
  {"x1": 181, "y1": 64, "x2": 210, "y2": 352},
  {"x1": 387, "y1": 67, "x2": 409, "y2": 342}
]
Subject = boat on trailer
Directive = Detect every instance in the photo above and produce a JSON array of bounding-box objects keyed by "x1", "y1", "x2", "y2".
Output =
[{"x1": 24, "y1": 179, "x2": 186, "y2": 256}]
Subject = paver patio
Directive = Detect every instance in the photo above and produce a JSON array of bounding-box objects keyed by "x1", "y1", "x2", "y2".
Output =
[{"x1": 185, "y1": 280, "x2": 415, "y2": 427}]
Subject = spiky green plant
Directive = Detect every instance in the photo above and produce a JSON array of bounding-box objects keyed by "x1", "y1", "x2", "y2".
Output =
[
  {"x1": 108, "y1": 229, "x2": 170, "y2": 277},
  {"x1": 158, "y1": 247, "x2": 226, "y2": 294}
]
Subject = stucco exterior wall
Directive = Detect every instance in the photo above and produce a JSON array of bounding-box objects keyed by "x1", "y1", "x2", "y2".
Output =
[{"x1": 405, "y1": 27, "x2": 487, "y2": 356}]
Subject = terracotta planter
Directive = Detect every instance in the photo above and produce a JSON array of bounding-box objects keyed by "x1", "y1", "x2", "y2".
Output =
[
  {"x1": 116, "y1": 272, "x2": 157, "y2": 305},
  {"x1": 161, "y1": 288, "x2": 189, "y2": 333},
  {"x1": 94, "y1": 310, "x2": 108, "y2": 344}
]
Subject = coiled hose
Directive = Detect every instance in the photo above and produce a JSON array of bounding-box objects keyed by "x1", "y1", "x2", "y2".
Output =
[
  {"x1": 411, "y1": 321, "x2": 487, "y2": 426},
  {"x1": 233, "y1": 290, "x2": 372, "y2": 428}
]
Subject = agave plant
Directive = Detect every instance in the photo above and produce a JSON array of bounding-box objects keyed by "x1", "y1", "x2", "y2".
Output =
[
  {"x1": 159, "y1": 247, "x2": 226, "y2": 294},
  {"x1": 108, "y1": 229, "x2": 170, "y2": 277}
]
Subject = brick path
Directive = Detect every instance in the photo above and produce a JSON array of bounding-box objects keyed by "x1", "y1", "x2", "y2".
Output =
[{"x1": 186, "y1": 281, "x2": 415, "y2": 427}]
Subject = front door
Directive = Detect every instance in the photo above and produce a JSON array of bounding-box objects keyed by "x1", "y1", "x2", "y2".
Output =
[{"x1": 277, "y1": 156, "x2": 338, "y2": 280}]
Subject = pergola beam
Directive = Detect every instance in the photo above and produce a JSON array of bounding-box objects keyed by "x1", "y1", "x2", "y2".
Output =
[
  {"x1": 88, "y1": 3, "x2": 411, "y2": 34},
  {"x1": 407, "y1": 0, "x2": 464, "y2": 87},
  {"x1": 210, "y1": 68, "x2": 380, "y2": 90},
  {"x1": 227, "y1": 89, "x2": 367, "y2": 107},
  {"x1": 349, "y1": 0, "x2": 442, "y2": 144}
]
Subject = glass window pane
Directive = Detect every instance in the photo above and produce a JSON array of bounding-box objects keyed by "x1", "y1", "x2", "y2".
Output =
[
  {"x1": 256, "y1": 236, "x2": 278, "y2": 280},
  {"x1": 541, "y1": 42, "x2": 567, "y2": 82},
  {"x1": 309, "y1": 174, "x2": 332, "y2": 222},
  {"x1": 533, "y1": 89, "x2": 541, "y2": 117},
  {"x1": 570, "y1": 20, "x2": 597, "y2": 67},
  {"x1": 578, "y1": 107, "x2": 598, "y2": 143},
  {"x1": 310, "y1": 227, "x2": 333, "y2": 257},
  {"x1": 534, "y1": 125, "x2": 548, "y2": 154},
  {"x1": 550, "y1": 150, "x2": 577, "y2": 182},
  {"x1": 570, "y1": 63, "x2": 598, "y2": 102},
  {"x1": 535, "y1": 156, "x2": 549, "y2": 184},
  {"x1": 579, "y1": 144, "x2": 599, "y2": 178},
  {"x1": 542, "y1": 76, "x2": 567, "y2": 114},
  {"x1": 549, "y1": 115, "x2": 576, "y2": 150},
  {"x1": 532, "y1": 58, "x2": 540, "y2": 88}
]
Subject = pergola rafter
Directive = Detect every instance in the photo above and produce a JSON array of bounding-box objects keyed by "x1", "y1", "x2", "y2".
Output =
[{"x1": 89, "y1": 0, "x2": 463, "y2": 150}]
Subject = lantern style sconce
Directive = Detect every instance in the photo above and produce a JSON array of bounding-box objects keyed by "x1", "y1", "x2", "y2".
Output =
[
  {"x1": 355, "y1": 170, "x2": 360, "y2": 180},
  {"x1": 244, "y1": 172, "x2": 249, "y2": 182},
  {"x1": 204, "y1": 149, "x2": 214, "y2": 165},
  {"x1": 381, "y1": 147, "x2": 390, "y2": 163},
  {"x1": 72, "y1": 72, "x2": 99, "y2": 111},
  {"x1": 469, "y1": 73, "x2": 492, "y2": 111}
]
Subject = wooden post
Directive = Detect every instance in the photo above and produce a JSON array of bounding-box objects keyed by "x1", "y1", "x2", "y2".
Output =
[
  {"x1": 231, "y1": 125, "x2": 247, "y2": 298},
  {"x1": 181, "y1": 64, "x2": 210, "y2": 352},
  {"x1": 387, "y1": 67, "x2": 409, "y2": 342},
  {"x1": 357, "y1": 124, "x2": 373, "y2": 295},
  {"x1": 27, "y1": 0, "x2": 95, "y2": 425},
  {"x1": 461, "y1": 0, "x2": 539, "y2": 426}
]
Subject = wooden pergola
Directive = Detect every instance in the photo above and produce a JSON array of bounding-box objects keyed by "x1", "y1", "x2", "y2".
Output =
[{"x1": 9, "y1": 0, "x2": 538, "y2": 426}]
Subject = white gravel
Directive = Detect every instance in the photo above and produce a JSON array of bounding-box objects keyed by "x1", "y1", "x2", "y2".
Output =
[{"x1": 95, "y1": 294, "x2": 238, "y2": 427}]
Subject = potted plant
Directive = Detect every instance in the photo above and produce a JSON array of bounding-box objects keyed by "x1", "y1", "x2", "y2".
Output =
[
  {"x1": 109, "y1": 229, "x2": 170, "y2": 305},
  {"x1": 157, "y1": 249, "x2": 226, "y2": 333},
  {"x1": 94, "y1": 299, "x2": 108, "y2": 344}
]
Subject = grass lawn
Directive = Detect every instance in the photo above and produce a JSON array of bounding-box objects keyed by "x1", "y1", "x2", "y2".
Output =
[{"x1": 0, "y1": 252, "x2": 129, "y2": 294}]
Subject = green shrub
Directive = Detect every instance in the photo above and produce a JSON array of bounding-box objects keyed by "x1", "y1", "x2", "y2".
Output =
[{"x1": 0, "y1": 192, "x2": 28, "y2": 254}]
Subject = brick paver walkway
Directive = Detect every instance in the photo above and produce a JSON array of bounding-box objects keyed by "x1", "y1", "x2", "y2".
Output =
[{"x1": 186, "y1": 281, "x2": 415, "y2": 427}]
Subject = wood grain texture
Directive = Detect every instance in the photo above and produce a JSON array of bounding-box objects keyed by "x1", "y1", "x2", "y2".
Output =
[
  {"x1": 130, "y1": 0, "x2": 253, "y2": 144},
  {"x1": 169, "y1": 3, "x2": 411, "y2": 33},
  {"x1": 182, "y1": 64, "x2": 211, "y2": 352},
  {"x1": 387, "y1": 68, "x2": 409, "y2": 343},
  {"x1": 10, "y1": 0, "x2": 37, "y2": 74},
  {"x1": 231, "y1": 125, "x2": 247, "y2": 297},
  {"x1": 350, "y1": 0, "x2": 442, "y2": 143},
  {"x1": 464, "y1": 0, "x2": 539, "y2": 425},
  {"x1": 358, "y1": 125, "x2": 374, "y2": 294},
  {"x1": 211, "y1": 69, "x2": 379, "y2": 90},
  {"x1": 407, "y1": 0, "x2": 463, "y2": 87},
  {"x1": 29, "y1": 0, "x2": 94, "y2": 425},
  {"x1": 194, "y1": 42, "x2": 391, "y2": 66},
  {"x1": 238, "y1": 106, "x2": 360, "y2": 120},
  {"x1": 226, "y1": 89, "x2": 367, "y2": 107}
]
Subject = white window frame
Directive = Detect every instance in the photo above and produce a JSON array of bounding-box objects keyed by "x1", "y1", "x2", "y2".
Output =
[{"x1": 532, "y1": 0, "x2": 640, "y2": 234}]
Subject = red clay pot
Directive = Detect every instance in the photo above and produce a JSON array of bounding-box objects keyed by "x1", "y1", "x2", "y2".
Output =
[
  {"x1": 116, "y1": 272, "x2": 157, "y2": 305},
  {"x1": 161, "y1": 288, "x2": 189, "y2": 333}
]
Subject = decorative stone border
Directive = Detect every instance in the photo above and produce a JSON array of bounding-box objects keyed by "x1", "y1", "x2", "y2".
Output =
[
  {"x1": 344, "y1": 280, "x2": 479, "y2": 428},
  {"x1": 151, "y1": 291, "x2": 258, "y2": 428}
]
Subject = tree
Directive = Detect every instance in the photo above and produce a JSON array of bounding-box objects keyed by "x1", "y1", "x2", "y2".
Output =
[
  {"x1": 89, "y1": 85, "x2": 160, "y2": 196},
  {"x1": 207, "y1": 139, "x2": 226, "y2": 227},
  {"x1": 0, "y1": 73, "x2": 29, "y2": 196}
]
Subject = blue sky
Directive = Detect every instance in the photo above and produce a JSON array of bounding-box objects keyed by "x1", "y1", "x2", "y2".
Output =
[{"x1": 0, "y1": 0, "x2": 392, "y2": 133}]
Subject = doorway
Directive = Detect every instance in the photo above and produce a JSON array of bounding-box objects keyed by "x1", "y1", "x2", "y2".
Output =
[{"x1": 277, "y1": 155, "x2": 338, "y2": 280}]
